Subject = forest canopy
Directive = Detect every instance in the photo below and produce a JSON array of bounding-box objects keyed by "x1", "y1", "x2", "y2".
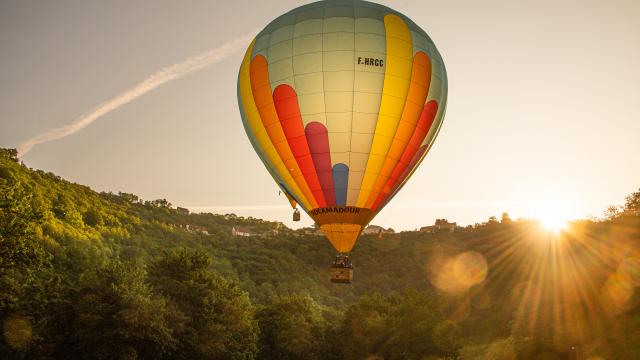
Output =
[{"x1": 1, "y1": 147, "x2": 639, "y2": 359}]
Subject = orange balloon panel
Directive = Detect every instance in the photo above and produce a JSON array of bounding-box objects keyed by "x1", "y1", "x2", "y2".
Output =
[{"x1": 237, "y1": 0, "x2": 447, "y2": 253}]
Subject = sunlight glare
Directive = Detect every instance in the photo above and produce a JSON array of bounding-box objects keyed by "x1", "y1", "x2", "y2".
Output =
[
  {"x1": 539, "y1": 214, "x2": 569, "y2": 232},
  {"x1": 530, "y1": 201, "x2": 578, "y2": 233}
]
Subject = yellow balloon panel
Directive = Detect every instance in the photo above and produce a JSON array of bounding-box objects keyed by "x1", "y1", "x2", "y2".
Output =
[{"x1": 321, "y1": 223, "x2": 363, "y2": 254}]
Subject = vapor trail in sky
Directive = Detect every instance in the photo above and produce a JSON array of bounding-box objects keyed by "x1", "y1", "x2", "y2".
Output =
[{"x1": 17, "y1": 30, "x2": 257, "y2": 157}]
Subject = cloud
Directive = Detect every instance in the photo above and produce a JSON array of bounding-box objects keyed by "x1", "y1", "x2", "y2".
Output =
[{"x1": 17, "y1": 30, "x2": 258, "y2": 157}]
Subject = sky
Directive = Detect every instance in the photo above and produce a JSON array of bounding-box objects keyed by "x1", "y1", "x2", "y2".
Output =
[{"x1": 1, "y1": 0, "x2": 639, "y2": 230}]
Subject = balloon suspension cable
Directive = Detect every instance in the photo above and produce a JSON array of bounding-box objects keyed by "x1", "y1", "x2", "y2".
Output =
[{"x1": 379, "y1": 197, "x2": 398, "y2": 231}]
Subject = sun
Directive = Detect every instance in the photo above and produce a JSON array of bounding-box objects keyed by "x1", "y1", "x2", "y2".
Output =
[
  {"x1": 529, "y1": 201, "x2": 577, "y2": 233},
  {"x1": 538, "y1": 214, "x2": 569, "y2": 233}
]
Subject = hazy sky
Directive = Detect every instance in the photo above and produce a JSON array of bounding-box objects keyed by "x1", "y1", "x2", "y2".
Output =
[{"x1": 2, "y1": 0, "x2": 639, "y2": 230}]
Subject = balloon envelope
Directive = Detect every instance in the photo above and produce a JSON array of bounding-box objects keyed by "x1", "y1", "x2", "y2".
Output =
[{"x1": 238, "y1": 0, "x2": 447, "y2": 253}]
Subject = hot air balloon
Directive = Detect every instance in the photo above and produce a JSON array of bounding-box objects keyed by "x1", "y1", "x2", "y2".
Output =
[{"x1": 237, "y1": 0, "x2": 447, "y2": 283}]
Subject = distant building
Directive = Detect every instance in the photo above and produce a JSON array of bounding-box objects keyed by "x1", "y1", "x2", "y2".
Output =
[
  {"x1": 179, "y1": 224, "x2": 209, "y2": 235},
  {"x1": 420, "y1": 219, "x2": 457, "y2": 233},
  {"x1": 231, "y1": 226, "x2": 280, "y2": 237},
  {"x1": 299, "y1": 226, "x2": 323, "y2": 236},
  {"x1": 362, "y1": 225, "x2": 395, "y2": 235},
  {"x1": 232, "y1": 226, "x2": 254, "y2": 237}
]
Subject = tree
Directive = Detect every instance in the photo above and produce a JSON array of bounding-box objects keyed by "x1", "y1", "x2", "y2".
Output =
[
  {"x1": 149, "y1": 249, "x2": 258, "y2": 360},
  {"x1": 66, "y1": 260, "x2": 175, "y2": 359},
  {"x1": 0, "y1": 148, "x2": 19, "y2": 162},
  {"x1": 385, "y1": 290, "x2": 460, "y2": 359},
  {"x1": 117, "y1": 192, "x2": 140, "y2": 204},
  {"x1": 256, "y1": 294, "x2": 327, "y2": 360},
  {"x1": 0, "y1": 178, "x2": 50, "y2": 312},
  {"x1": 82, "y1": 208, "x2": 103, "y2": 227},
  {"x1": 501, "y1": 212, "x2": 512, "y2": 224},
  {"x1": 604, "y1": 205, "x2": 621, "y2": 220},
  {"x1": 623, "y1": 188, "x2": 640, "y2": 216},
  {"x1": 147, "y1": 199, "x2": 172, "y2": 208},
  {"x1": 335, "y1": 293, "x2": 394, "y2": 360},
  {"x1": 335, "y1": 291, "x2": 461, "y2": 360}
]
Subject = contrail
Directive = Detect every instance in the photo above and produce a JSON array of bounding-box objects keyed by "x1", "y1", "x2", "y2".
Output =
[{"x1": 17, "y1": 30, "x2": 258, "y2": 157}]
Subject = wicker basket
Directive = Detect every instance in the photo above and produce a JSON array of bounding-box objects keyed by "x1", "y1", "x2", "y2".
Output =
[{"x1": 329, "y1": 266, "x2": 353, "y2": 283}]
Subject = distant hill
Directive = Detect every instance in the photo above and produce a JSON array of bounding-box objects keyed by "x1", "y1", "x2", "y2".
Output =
[{"x1": 1, "y1": 147, "x2": 639, "y2": 359}]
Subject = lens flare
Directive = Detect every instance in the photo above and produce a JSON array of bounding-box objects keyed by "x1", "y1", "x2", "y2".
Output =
[
  {"x1": 444, "y1": 296, "x2": 471, "y2": 323},
  {"x1": 470, "y1": 284, "x2": 493, "y2": 310},
  {"x1": 618, "y1": 255, "x2": 640, "y2": 286},
  {"x1": 428, "y1": 251, "x2": 488, "y2": 295},
  {"x1": 453, "y1": 251, "x2": 488, "y2": 287},
  {"x1": 3, "y1": 315, "x2": 32, "y2": 351},
  {"x1": 602, "y1": 272, "x2": 635, "y2": 312}
]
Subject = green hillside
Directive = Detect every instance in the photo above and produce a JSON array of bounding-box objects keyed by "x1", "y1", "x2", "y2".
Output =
[{"x1": 1, "y1": 147, "x2": 639, "y2": 359}]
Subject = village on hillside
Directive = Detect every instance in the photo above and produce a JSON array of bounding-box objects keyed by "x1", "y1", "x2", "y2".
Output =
[{"x1": 230, "y1": 218, "x2": 459, "y2": 238}]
